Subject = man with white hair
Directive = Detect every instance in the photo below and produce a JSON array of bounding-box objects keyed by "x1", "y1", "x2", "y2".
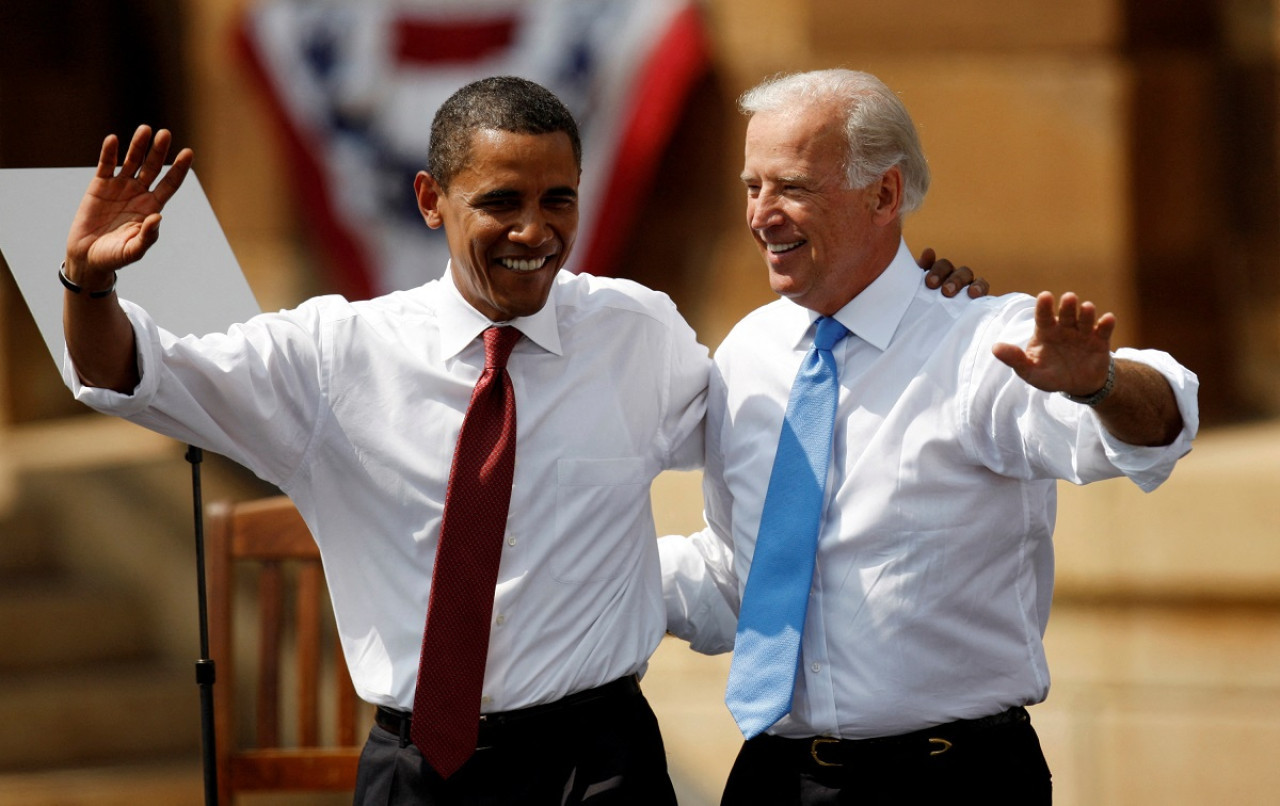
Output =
[{"x1": 661, "y1": 69, "x2": 1198, "y2": 804}]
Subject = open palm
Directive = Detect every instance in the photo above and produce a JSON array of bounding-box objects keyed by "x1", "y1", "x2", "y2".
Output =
[
  {"x1": 992, "y1": 291, "x2": 1115, "y2": 397},
  {"x1": 65, "y1": 125, "x2": 193, "y2": 276}
]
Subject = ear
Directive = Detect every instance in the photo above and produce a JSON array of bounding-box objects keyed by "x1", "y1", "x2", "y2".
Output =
[
  {"x1": 414, "y1": 171, "x2": 445, "y2": 229},
  {"x1": 870, "y1": 165, "x2": 904, "y2": 226}
]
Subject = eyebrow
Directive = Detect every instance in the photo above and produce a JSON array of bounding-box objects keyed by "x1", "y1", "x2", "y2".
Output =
[
  {"x1": 740, "y1": 173, "x2": 810, "y2": 185},
  {"x1": 474, "y1": 186, "x2": 578, "y2": 203},
  {"x1": 475, "y1": 189, "x2": 520, "y2": 203}
]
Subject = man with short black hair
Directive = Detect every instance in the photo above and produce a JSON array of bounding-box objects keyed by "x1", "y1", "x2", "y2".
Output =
[{"x1": 63, "y1": 76, "x2": 700, "y2": 805}]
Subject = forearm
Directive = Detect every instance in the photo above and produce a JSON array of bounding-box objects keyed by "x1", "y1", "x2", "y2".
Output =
[
  {"x1": 659, "y1": 528, "x2": 740, "y2": 655},
  {"x1": 1092, "y1": 358, "x2": 1183, "y2": 447},
  {"x1": 62, "y1": 264, "x2": 140, "y2": 393}
]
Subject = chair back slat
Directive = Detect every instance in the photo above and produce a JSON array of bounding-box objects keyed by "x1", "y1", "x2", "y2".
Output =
[
  {"x1": 297, "y1": 563, "x2": 324, "y2": 747},
  {"x1": 336, "y1": 643, "x2": 358, "y2": 745},
  {"x1": 255, "y1": 563, "x2": 283, "y2": 749}
]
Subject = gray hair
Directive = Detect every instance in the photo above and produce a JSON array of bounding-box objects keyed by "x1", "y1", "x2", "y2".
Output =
[{"x1": 738, "y1": 69, "x2": 930, "y2": 214}]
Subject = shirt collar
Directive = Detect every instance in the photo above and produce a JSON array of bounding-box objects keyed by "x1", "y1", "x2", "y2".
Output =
[
  {"x1": 828, "y1": 239, "x2": 919, "y2": 352},
  {"x1": 436, "y1": 263, "x2": 565, "y2": 359}
]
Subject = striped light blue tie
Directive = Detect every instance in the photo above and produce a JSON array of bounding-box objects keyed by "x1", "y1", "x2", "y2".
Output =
[{"x1": 725, "y1": 316, "x2": 849, "y2": 738}]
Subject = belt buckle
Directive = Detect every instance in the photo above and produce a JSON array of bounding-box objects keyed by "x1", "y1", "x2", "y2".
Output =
[{"x1": 809, "y1": 737, "x2": 843, "y2": 767}]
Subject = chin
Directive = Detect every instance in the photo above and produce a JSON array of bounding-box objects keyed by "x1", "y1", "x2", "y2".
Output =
[
  {"x1": 767, "y1": 273, "x2": 800, "y2": 298},
  {"x1": 503, "y1": 292, "x2": 555, "y2": 320}
]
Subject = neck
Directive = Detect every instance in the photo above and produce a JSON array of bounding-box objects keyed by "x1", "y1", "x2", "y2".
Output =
[{"x1": 813, "y1": 230, "x2": 902, "y2": 316}]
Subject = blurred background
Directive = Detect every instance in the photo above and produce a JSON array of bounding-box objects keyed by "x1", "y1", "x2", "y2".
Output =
[{"x1": 1, "y1": 0, "x2": 1279, "y2": 803}]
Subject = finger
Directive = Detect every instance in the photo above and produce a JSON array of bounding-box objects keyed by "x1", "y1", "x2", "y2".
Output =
[
  {"x1": 136, "y1": 128, "x2": 173, "y2": 187},
  {"x1": 941, "y1": 264, "x2": 973, "y2": 297},
  {"x1": 916, "y1": 247, "x2": 937, "y2": 269},
  {"x1": 139, "y1": 214, "x2": 163, "y2": 249},
  {"x1": 967, "y1": 277, "x2": 990, "y2": 298},
  {"x1": 1077, "y1": 299, "x2": 1097, "y2": 332},
  {"x1": 1033, "y1": 291, "x2": 1057, "y2": 330},
  {"x1": 118, "y1": 124, "x2": 154, "y2": 178},
  {"x1": 1095, "y1": 311, "x2": 1117, "y2": 343},
  {"x1": 1056, "y1": 292, "x2": 1080, "y2": 329},
  {"x1": 925, "y1": 258, "x2": 954, "y2": 289},
  {"x1": 152, "y1": 148, "x2": 194, "y2": 206},
  {"x1": 992, "y1": 342, "x2": 1031, "y2": 375},
  {"x1": 119, "y1": 214, "x2": 163, "y2": 264},
  {"x1": 95, "y1": 134, "x2": 121, "y2": 179}
]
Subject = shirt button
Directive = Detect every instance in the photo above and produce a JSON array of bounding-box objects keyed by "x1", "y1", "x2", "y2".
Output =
[
  {"x1": 810, "y1": 662, "x2": 822, "y2": 673},
  {"x1": 507, "y1": 536, "x2": 517, "y2": 547},
  {"x1": 495, "y1": 614, "x2": 506, "y2": 626},
  {"x1": 481, "y1": 695, "x2": 493, "y2": 706}
]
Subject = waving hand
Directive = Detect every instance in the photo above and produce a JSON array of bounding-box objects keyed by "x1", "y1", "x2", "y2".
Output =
[
  {"x1": 64, "y1": 125, "x2": 193, "y2": 285},
  {"x1": 992, "y1": 291, "x2": 1114, "y2": 397}
]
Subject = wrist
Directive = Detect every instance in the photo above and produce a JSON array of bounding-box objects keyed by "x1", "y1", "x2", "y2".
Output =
[
  {"x1": 60, "y1": 260, "x2": 117, "y2": 299},
  {"x1": 1060, "y1": 354, "x2": 1116, "y2": 407}
]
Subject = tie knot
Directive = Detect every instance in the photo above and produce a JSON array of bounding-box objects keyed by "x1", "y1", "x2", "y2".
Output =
[
  {"x1": 483, "y1": 326, "x2": 522, "y2": 369},
  {"x1": 813, "y1": 316, "x2": 849, "y2": 352}
]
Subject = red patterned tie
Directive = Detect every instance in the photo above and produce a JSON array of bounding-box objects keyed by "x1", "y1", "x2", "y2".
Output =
[{"x1": 412, "y1": 325, "x2": 521, "y2": 777}]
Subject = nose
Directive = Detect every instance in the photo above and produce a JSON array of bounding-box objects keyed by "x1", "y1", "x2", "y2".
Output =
[
  {"x1": 510, "y1": 207, "x2": 553, "y2": 247},
  {"x1": 748, "y1": 192, "x2": 783, "y2": 231}
]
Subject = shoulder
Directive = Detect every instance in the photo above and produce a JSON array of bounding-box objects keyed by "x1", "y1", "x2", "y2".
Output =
[
  {"x1": 965, "y1": 291, "x2": 1037, "y2": 343},
  {"x1": 554, "y1": 270, "x2": 686, "y2": 327},
  {"x1": 277, "y1": 282, "x2": 442, "y2": 328},
  {"x1": 907, "y1": 287, "x2": 1035, "y2": 340}
]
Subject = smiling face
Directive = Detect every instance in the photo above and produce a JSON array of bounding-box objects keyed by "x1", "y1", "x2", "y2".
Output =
[
  {"x1": 415, "y1": 128, "x2": 579, "y2": 321},
  {"x1": 741, "y1": 101, "x2": 902, "y2": 315}
]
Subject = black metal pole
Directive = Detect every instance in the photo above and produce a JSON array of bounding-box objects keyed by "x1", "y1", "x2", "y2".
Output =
[{"x1": 187, "y1": 445, "x2": 218, "y2": 806}]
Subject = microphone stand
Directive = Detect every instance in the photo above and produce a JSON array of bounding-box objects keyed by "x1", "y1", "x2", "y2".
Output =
[{"x1": 186, "y1": 445, "x2": 218, "y2": 805}]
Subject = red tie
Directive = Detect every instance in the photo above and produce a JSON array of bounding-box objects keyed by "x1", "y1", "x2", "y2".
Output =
[{"x1": 412, "y1": 325, "x2": 521, "y2": 777}]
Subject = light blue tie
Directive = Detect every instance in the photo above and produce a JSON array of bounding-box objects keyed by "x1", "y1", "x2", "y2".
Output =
[{"x1": 725, "y1": 316, "x2": 849, "y2": 738}]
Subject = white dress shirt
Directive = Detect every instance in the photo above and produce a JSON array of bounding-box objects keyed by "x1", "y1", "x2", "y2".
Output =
[
  {"x1": 67, "y1": 268, "x2": 709, "y2": 711},
  {"x1": 661, "y1": 240, "x2": 1199, "y2": 739}
]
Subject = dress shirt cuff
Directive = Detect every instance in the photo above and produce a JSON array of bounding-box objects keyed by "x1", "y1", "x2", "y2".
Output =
[
  {"x1": 1092, "y1": 347, "x2": 1200, "y2": 492},
  {"x1": 658, "y1": 531, "x2": 739, "y2": 656},
  {"x1": 62, "y1": 298, "x2": 162, "y2": 417}
]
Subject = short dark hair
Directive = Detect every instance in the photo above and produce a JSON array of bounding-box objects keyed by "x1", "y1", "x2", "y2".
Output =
[{"x1": 427, "y1": 76, "x2": 583, "y2": 191}]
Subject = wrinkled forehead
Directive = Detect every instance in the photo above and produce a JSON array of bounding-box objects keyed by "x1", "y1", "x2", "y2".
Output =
[
  {"x1": 742, "y1": 106, "x2": 847, "y2": 179},
  {"x1": 453, "y1": 128, "x2": 581, "y2": 191}
]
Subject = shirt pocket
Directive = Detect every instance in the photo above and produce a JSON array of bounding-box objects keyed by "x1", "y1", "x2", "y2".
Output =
[{"x1": 551, "y1": 457, "x2": 650, "y2": 583}]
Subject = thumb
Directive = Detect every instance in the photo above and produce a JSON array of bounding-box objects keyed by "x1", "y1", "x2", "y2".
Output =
[
  {"x1": 992, "y1": 342, "x2": 1029, "y2": 374},
  {"x1": 124, "y1": 213, "x2": 164, "y2": 261}
]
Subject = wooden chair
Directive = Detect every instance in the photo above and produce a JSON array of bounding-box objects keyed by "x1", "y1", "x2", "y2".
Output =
[{"x1": 207, "y1": 495, "x2": 369, "y2": 804}]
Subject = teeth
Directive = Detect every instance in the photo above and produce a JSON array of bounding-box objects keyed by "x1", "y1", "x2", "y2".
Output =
[
  {"x1": 498, "y1": 256, "x2": 550, "y2": 272},
  {"x1": 767, "y1": 241, "x2": 804, "y2": 254}
]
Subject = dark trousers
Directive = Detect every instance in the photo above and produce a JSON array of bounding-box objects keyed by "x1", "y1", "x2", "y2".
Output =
[
  {"x1": 353, "y1": 679, "x2": 677, "y2": 806},
  {"x1": 720, "y1": 707, "x2": 1052, "y2": 805}
]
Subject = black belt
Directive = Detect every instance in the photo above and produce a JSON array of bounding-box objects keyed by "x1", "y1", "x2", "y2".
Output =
[
  {"x1": 375, "y1": 674, "x2": 642, "y2": 749},
  {"x1": 763, "y1": 706, "x2": 1031, "y2": 767}
]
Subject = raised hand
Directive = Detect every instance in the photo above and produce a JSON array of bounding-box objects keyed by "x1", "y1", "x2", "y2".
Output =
[
  {"x1": 64, "y1": 125, "x2": 193, "y2": 285},
  {"x1": 992, "y1": 291, "x2": 1115, "y2": 397}
]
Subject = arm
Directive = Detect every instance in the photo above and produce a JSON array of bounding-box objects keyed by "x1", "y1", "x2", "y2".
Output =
[
  {"x1": 63, "y1": 125, "x2": 193, "y2": 392},
  {"x1": 992, "y1": 291, "x2": 1183, "y2": 447},
  {"x1": 658, "y1": 295, "x2": 711, "y2": 472},
  {"x1": 659, "y1": 525, "x2": 739, "y2": 655},
  {"x1": 659, "y1": 362, "x2": 740, "y2": 654}
]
